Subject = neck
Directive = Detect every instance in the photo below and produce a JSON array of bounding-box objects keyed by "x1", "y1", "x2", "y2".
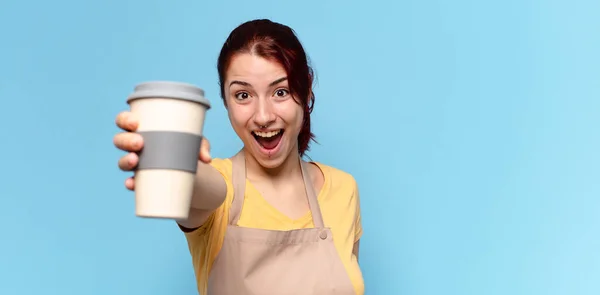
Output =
[{"x1": 243, "y1": 147, "x2": 303, "y2": 183}]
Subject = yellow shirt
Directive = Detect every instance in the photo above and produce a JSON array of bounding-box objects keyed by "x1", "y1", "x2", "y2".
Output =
[{"x1": 182, "y1": 158, "x2": 364, "y2": 295}]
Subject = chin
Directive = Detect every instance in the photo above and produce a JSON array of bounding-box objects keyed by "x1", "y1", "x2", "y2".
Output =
[
  {"x1": 254, "y1": 155, "x2": 286, "y2": 169},
  {"x1": 245, "y1": 129, "x2": 296, "y2": 169}
]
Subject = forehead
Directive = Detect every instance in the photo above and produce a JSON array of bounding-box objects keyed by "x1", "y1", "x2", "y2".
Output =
[{"x1": 226, "y1": 53, "x2": 287, "y2": 84}]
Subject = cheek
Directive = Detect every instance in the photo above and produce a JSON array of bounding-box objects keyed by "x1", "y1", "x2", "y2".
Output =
[
  {"x1": 228, "y1": 105, "x2": 252, "y2": 129},
  {"x1": 276, "y1": 101, "x2": 304, "y2": 131}
]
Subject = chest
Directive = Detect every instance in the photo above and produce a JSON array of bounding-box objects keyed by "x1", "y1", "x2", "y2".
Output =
[{"x1": 238, "y1": 180, "x2": 312, "y2": 230}]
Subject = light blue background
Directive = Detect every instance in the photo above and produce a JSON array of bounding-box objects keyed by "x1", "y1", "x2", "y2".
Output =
[{"x1": 1, "y1": 0, "x2": 598, "y2": 294}]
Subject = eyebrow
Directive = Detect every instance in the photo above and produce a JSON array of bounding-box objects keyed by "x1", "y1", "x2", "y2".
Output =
[
  {"x1": 269, "y1": 77, "x2": 287, "y2": 86},
  {"x1": 229, "y1": 77, "x2": 288, "y2": 88}
]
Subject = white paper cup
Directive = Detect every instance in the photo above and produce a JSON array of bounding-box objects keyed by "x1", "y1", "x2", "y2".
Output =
[{"x1": 127, "y1": 81, "x2": 211, "y2": 220}]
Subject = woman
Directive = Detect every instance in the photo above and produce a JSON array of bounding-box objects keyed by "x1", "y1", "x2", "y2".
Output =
[{"x1": 113, "y1": 19, "x2": 364, "y2": 295}]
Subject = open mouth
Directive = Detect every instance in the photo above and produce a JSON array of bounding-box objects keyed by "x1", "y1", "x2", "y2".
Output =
[{"x1": 252, "y1": 129, "x2": 284, "y2": 150}]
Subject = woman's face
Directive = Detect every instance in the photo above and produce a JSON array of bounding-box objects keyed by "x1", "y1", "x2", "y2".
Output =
[{"x1": 224, "y1": 53, "x2": 304, "y2": 169}]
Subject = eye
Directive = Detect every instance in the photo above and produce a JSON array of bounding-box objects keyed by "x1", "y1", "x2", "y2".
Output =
[
  {"x1": 235, "y1": 92, "x2": 250, "y2": 100},
  {"x1": 274, "y1": 89, "x2": 289, "y2": 97}
]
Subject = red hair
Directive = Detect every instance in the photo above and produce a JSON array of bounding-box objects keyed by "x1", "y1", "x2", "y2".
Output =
[{"x1": 217, "y1": 19, "x2": 316, "y2": 156}]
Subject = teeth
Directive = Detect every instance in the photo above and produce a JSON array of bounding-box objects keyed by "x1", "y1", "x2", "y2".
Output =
[{"x1": 253, "y1": 129, "x2": 282, "y2": 138}]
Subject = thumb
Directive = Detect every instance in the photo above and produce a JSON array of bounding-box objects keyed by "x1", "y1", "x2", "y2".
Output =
[{"x1": 199, "y1": 137, "x2": 212, "y2": 163}]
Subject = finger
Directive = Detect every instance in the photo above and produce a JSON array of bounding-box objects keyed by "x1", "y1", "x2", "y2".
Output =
[
  {"x1": 125, "y1": 177, "x2": 135, "y2": 191},
  {"x1": 115, "y1": 111, "x2": 139, "y2": 132},
  {"x1": 199, "y1": 137, "x2": 212, "y2": 163},
  {"x1": 118, "y1": 153, "x2": 139, "y2": 171},
  {"x1": 113, "y1": 132, "x2": 144, "y2": 152}
]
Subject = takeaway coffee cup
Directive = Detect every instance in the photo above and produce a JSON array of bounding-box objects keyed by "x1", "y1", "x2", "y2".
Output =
[{"x1": 126, "y1": 81, "x2": 211, "y2": 220}]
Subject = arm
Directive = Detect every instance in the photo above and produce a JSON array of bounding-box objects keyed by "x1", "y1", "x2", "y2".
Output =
[{"x1": 177, "y1": 161, "x2": 227, "y2": 229}]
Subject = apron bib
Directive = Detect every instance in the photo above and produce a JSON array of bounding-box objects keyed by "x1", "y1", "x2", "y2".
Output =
[{"x1": 207, "y1": 150, "x2": 356, "y2": 294}]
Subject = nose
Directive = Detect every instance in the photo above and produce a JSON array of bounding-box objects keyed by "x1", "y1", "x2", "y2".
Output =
[{"x1": 253, "y1": 97, "x2": 276, "y2": 128}]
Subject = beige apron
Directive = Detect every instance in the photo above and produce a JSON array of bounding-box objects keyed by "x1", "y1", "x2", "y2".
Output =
[{"x1": 206, "y1": 151, "x2": 356, "y2": 294}]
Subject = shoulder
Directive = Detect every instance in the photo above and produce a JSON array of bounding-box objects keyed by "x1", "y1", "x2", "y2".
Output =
[
  {"x1": 312, "y1": 162, "x2": 363, "y2": 243},
  {"x1": 208, "y1": 158, "x2": 233, "y2": 180},
  {"x1": 208, "y1": 157, "x2": 235, "y2": 206},
  {"x1": 314, "y1": 162, "x2": 358, "y2": 191},
  {"x1": 312, "y1": 162, "x2": 360, "y2": 203},
  {"x1": 209, "y1": 157, "x2": 233, "y2": 171}
]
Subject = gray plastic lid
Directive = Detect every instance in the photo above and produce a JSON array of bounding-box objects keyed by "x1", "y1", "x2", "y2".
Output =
[{"x1": 127, "y1": 81, "x2": 211, "y2": 109}]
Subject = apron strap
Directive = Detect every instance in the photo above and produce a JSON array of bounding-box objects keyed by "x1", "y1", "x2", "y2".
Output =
[
  {"x1": 229, "y1": 150, "x2": 246, "y2": 225},
  {"x1": 228, "y1": 150, "x2": 325, "y2": 229},
  {"x1": 299, "y1": 160, "x2": 325, "y2": 228}
]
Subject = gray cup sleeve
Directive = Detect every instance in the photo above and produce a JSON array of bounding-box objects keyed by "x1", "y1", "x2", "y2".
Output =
[{"x1": 136, "y1": 131, "x2": 203, "y2": 173}]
